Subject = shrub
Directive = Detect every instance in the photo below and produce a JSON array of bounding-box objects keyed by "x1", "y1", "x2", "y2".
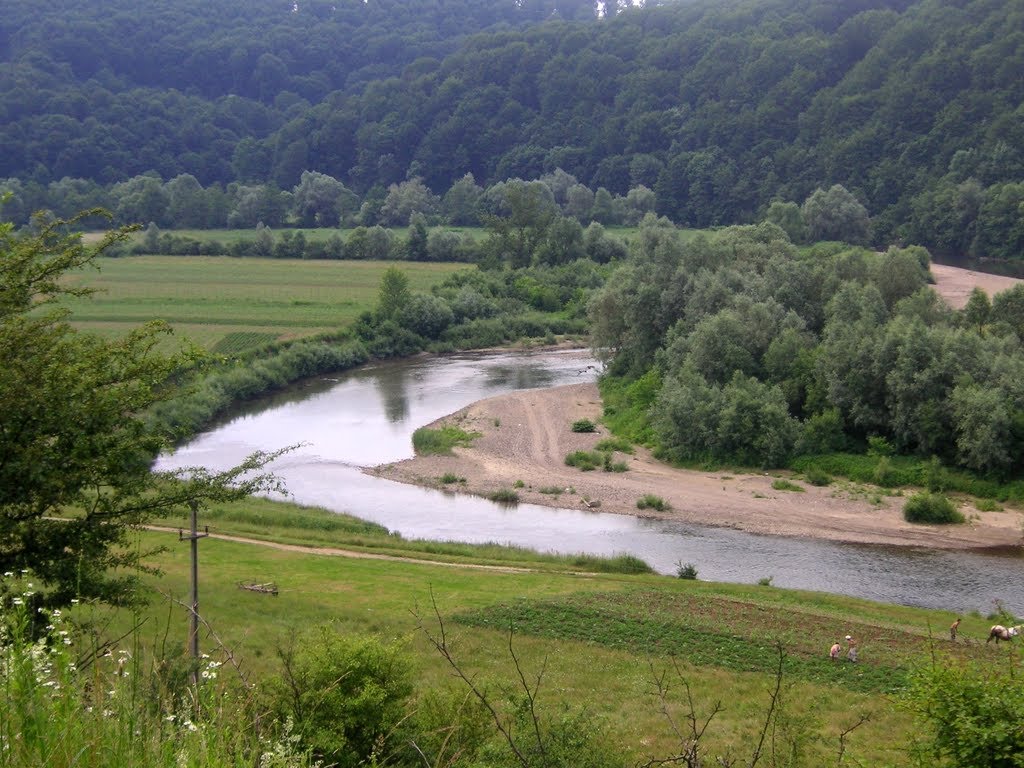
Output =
[
  {"x1": 412, "y1": 425, "x2": 480, "y2": 455},
  {"x1": 903, "y1": 492, "x2": 964, "y2": 524},
  {"x1": 439, "y1": 473, "x2": 465, "y2": 484},
  {"x1": 636, "y1": 494, "x2": 670, "y2": 512},
  {"x1": 595, "y1": 436, "x2": 633, "y2": 453},
  {"x1": 904, "y1": 655, "x2": 1024, "y2": 767},
  {"x1": 565, "y1": 450, "x2": 603, "y2": 471},
  {"x1": 804, "y1": 467, "x2": 832, "y2": 486},
  {"x1": 771, "y1": 478, "x2": 805, "y2": 492},
  {"x1": 975, "y1": 498, "x2": 1003, "y2": 512},
  {"x1": 873, "y1": 456, "x2": 898, "y2": 486},
  {"x1": 571, "y1": 418, "x2": 597, "y2": 433},
  {"x1": 676, "y1": 562, "x2": 699, "y2": 580},
  {"x1": 489, "y1": 488, "x2": 519, "y2": 504},
  {"x1": 758, "y1": 576, "x2": 774, "y2": 586},
  {"x1": 270, "y1": 627, "x2": 415, "y2": 768},
  {"x1": 867, "y1": 435, "x2": 894, "y2": 457}
]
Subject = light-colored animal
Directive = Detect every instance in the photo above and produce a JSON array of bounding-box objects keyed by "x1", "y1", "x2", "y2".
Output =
[{"x1": 987, "y1": 624, "x2": 1022, "y2": 643}]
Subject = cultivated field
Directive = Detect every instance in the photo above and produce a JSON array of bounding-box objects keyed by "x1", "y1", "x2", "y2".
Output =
[{"x1": 61, "y1": 256, "x2": 467, "y2": 350}]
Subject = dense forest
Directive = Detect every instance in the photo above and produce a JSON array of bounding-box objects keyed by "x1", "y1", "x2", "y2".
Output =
[
  {"x1": 1, "y1": 0, "x2": 1022, "y2": 257},
  {"x1": 592, "y1": 218, "x2": 1024, "y2": 479}
]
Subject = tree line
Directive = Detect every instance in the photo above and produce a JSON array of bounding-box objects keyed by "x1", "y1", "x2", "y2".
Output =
[
  {"x1": 591, "y1": 217, "x2": 1024, "y2": 477},
  {"x1": 1, "y1": 0, "x2": 1022, "y2": 258}
]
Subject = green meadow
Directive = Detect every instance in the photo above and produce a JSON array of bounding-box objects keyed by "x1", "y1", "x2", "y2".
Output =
[
  {"x1": 124, "y1": 495, "x2": 1004, "y2": 766},
  {"x1": 61, "y1": 256, "x2": 467, "y2": 350}
]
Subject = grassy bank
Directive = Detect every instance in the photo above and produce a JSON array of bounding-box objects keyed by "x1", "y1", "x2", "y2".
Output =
[
  {"x1": 61, "y1": 256, "x2": 466, "y2": 350},
  {"x1": 118, "y1": 504, "x2": 1009, "y2": 767}
]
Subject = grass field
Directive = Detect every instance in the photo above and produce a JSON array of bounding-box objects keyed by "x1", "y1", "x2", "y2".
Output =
[
  {"x1": 119, "y1": 496, "x2": 1010, "y2": 767},
  {"x1": 60, "y1": 256, "x2": 468, "y2": 349}
]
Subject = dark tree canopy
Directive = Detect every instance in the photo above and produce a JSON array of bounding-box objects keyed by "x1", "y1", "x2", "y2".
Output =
[{"x1": 1, "y1": 0, "x2": 1022, "y2": 254}]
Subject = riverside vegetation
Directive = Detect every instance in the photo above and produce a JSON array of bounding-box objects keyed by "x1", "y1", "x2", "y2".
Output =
[{"x1": 5, "y1": 208, "x2": 1024, "y2": 765}]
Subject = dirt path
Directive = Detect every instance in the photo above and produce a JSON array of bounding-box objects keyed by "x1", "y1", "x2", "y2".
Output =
[{"x1": 143, "y1": 526, "x2": 533, "y2": 573}]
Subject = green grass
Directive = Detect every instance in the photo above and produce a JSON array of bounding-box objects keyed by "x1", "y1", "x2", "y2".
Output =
[
  {"x1": 595, "y1": 436, "x2": 634, "y2": 454},
  {"x1": 565, "y1": 449, "x2": 604, "y2": 471},
  {"x1": 411, "y1": 424, "x2": 481, "y2": 455},
  {"x1": 145, "y1": 496, "x2": 648, "y2": 573},
  {"x1": 636, "y1": 494, "x2": 670, "y2": 511},
  {"x1": 60, "y1": 256, "x2": 467, "y2": 350},
  {"x1": 772, "y1": 478, "x2": 805, "y2": 492},
  {"x1": 121, "y1": 511, "x2": 992, "y2": 767}
]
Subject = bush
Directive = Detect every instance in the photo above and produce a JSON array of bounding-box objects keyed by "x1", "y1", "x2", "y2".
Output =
[
  {"x1": 676, "y1": 562, "x2": 699, "y2": 580},
  {"x1": 975, "y1": 498, "x2": 1003, "y2": 512},
  {"x1": 412, "y1": 425, "x2": 479, "y2": 455},
  {"x1": 489, "y1": 488, "x2": 519, "y2": 504},
  {"x1": 565, "y1": 450, "x2": 604, "y2": 471},
  {"x1": 272, "y1": 627, "x2": 414, "y2": 768},
  {"x1": 636, "y1": 494, "x2": 670, "y2": 512},
  {"x1": 771, "y1": 478, "x2": 804, "y2": 492},
  {"x1": 905, "y1": 655, "x2": 1024, "y2": 767},
  {"x1": 571, "y1": 418, "x2": 597, "y2": 433},
  {"x1": 595, "y1": 436, "x2": 633, "y2": 453},
  {"x1": 604, "y1": 457, "x2": 629, "y2": 472},
  {"x1": 873, "y1": 456, "x2": 898, "y2": 486},
  {"x1": 804, "y1": 467, "x2": 832, "y2": 486},
  {"x1": 903, "y1": 492, "x2": 965, "y2": 524}
]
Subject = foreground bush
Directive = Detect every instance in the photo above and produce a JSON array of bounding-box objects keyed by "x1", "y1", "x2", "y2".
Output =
[
  {"x1": 902, "y1": 492, "x2": 964, "y2": 524},
  {"x1": 270, "y1": 627, "x2": 414, "y2": 768},
  {"x1": 905, "y1": 653, "x2": 1024, "y2": 767}
]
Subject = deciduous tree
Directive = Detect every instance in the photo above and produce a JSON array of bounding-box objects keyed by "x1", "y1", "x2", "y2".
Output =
[{"x1": 0, "y1": 213, "x2": 284, "y2": 607}]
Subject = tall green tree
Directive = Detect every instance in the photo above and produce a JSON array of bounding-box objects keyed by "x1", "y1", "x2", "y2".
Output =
[
  {"x1": 377, "y1": 266, "x2": 411, "y2": 320},
  {"x1": 0, "y1": 213, "x2": 284, "y2": 607}
]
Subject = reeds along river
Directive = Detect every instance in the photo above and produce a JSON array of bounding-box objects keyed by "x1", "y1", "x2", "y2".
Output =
[{"x1": 155, "y1": 348, "x2": 1024, "y2": 617}]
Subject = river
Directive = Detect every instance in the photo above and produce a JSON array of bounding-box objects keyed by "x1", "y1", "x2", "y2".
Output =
[{"x1": 155, "y1": 348, "x2": 1024, "y2": 616}]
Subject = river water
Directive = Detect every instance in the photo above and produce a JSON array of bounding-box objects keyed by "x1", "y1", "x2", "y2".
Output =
[{"x1": 156, "y1": 349, "x2": 1024, "y2": 616}]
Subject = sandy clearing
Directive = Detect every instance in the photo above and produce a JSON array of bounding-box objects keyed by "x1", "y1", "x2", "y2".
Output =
[
  {"x1": 930, "y1": 263, "x2": 1020, "y2": 309},
  {"x1": 370, "y1": 383, "x2": 1023, "y2": 551},
  {"x1": 369, "y1": 266, "x2": 1024, "y2": 552}
]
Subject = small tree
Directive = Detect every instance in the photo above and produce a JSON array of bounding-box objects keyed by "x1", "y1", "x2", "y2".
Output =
[
  {"x1": 0, "y1": 213, "x2": 284, "y2": 608},
  {"x1": 963, "y1": 287, "x2": 992, "y2": 334},
  {"x1": 801, "y1": 184, "x2": 870, "y2": 244},
  {"x1": 377, "y1": 266, "x2": 411, "y2": 320}
]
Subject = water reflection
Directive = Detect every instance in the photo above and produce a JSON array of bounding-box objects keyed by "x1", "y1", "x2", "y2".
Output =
[
  {"x1": 158, "y1": 348, "x2": 1024, "y2": 616},
  {"x1": 372, "y1": 362, "x2": 411, "y2": 422},
  {"x1": 481, "y1": 363, "x2": 558, "y2": 390}
]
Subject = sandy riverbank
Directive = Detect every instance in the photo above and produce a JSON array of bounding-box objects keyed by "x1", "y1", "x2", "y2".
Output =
[
  {"x1": 370, "y1": 265, "x2": 1024, "y2": 551},
  {"x1": 369, "y1": 382, "x2": 1022, "y2": 551}
]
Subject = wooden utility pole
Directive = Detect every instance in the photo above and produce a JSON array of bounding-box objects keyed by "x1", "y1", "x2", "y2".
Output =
[{"x1": 179, "y1": 500, "x2": 208, "y2": 686}]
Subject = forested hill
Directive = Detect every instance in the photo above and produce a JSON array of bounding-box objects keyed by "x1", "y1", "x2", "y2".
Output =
[{"x1": 2, "y1": 0, "x2": 1022, "y2": 247}]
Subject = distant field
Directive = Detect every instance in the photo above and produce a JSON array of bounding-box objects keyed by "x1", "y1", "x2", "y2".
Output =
[
  {"x1": 62, "y1": 256, "x2": 468, "y2": 350},
  {"x1": 107, "y1": 224, "x2": 653, "y2": 248}
]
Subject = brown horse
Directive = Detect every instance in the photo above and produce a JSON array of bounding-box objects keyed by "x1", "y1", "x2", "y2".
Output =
[{"x1": 987, "y1": 624, "x2": 1022, "y2": 643}]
